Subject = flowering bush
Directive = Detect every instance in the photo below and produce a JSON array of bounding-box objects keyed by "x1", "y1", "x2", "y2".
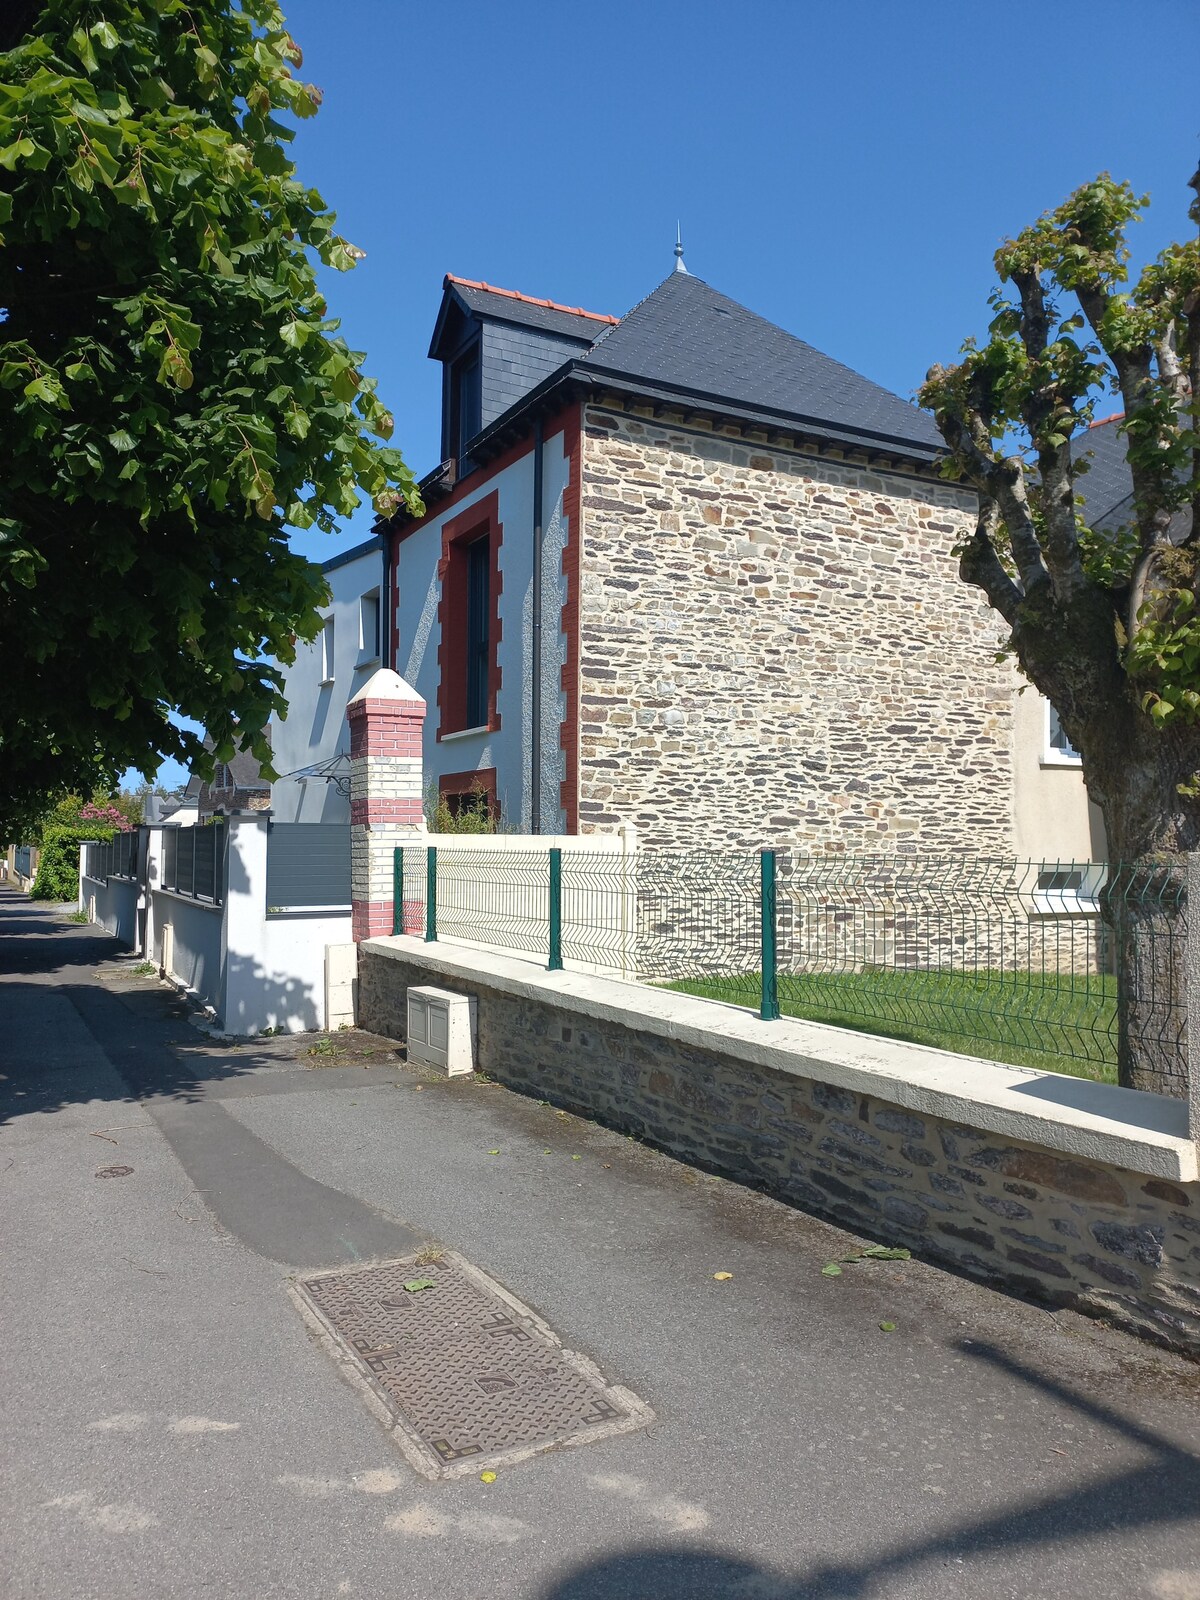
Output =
[{"x1": 79, "y1": 803, "x2": 132, "y2": 832}]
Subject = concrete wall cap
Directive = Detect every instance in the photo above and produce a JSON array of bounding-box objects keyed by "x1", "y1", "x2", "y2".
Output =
[{"x1": 348, "y1": 667, "x2": 426, "y2": 708}]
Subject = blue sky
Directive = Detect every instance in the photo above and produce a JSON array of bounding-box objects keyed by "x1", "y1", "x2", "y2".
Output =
[{"x1": 143, "y1": 0, "x2": 1199, "y2": 788}]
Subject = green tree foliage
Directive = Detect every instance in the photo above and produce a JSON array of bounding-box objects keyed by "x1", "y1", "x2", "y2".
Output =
[
  {"x1": 0, "y1": 1, "x2": 420, "y2": 837},
  {"x1": 921, "y1": 168, "x2": 1200, "y2": 865}
]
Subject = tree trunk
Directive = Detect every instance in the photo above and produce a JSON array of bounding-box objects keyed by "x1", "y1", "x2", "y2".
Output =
[
  {"x1": 1089, "y1": 723, "x2": 1196, "y2": 1096},
  {"x1": 1107, "y1": 860, "x2": 1187, "y2": 1095}
]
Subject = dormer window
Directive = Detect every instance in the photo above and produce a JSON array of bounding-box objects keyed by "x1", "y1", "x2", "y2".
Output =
[{"x1": 448, "y1": 346, "x2": 481, "y2": 463}]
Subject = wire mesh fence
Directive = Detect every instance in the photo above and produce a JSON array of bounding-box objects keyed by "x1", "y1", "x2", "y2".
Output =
[{"x1": 387, "y1": 845, "x2": 1188, "y2": 1087}]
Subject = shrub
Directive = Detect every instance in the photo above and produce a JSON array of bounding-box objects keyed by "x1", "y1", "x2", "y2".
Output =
[{"x1": 30, "y1": 823, "x2": 115, "y2": 902}]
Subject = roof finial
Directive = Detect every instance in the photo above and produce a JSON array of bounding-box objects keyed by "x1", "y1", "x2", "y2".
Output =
[{"x1": 673, "y1": 222, "x2": 689, "y2": 275}]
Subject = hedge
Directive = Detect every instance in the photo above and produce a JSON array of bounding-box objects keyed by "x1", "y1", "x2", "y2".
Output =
[{"x1": 30, "y1": 823, "x2": 116, "y2": 902}]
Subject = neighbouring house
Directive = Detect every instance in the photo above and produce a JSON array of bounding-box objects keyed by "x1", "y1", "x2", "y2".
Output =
[
  {"x1": 144, "y1": 790, "x2": 199, "y2": 826},
  {"x1": 365, "y1": 253, "x2": 1096, "y2": 860},
  {"x1": 269, "y1": 535, "x2": 387, "y2": 825},
  {"x1": 185, "y1": 735, "x2": 272, "y2": 821}
]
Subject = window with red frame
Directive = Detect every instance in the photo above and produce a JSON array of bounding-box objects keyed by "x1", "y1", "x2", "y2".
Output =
[{"x1": 437, "y1": 492, "x2": 502, "y2": 738}]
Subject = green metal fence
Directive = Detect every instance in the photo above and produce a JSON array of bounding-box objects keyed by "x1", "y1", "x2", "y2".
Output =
[{"x1": 389, "y1": 846, "x2": 1187, "y2": 1085}]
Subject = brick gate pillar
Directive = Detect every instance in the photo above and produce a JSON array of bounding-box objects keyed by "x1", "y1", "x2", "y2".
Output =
[{"x1": 347, "y1": 668, "x2": 426, "y2": 941}]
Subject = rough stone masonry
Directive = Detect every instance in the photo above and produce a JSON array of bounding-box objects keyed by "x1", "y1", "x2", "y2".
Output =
[
  {"x1": 576, "y1": 403, "x2": 1008, "y2": 852},
  {"x1": 360, "y1": 946, "x2": 1200, "y2": 1356}
]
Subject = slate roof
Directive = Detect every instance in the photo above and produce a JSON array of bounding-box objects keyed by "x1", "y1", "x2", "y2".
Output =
[{"x1": 578, "y1": 272, "x2": 943, "y2": 459}]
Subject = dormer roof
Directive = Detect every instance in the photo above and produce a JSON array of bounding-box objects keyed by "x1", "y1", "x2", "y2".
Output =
[{"x1": 428, "y1": 274, "x2": 617, "y2": 360}]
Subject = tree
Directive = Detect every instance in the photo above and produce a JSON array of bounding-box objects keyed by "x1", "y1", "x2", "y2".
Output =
[
  {"x1": 0, "y1": 1, "x2": 420, "y2": 838},
  {"x1": 921, "y1": 168, "x2": 1199, "y2": 1092}
]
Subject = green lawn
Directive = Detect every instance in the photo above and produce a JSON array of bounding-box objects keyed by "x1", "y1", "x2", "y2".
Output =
[{"x1": 665, "y1": 966, "x2": 1118, "y2": 1083}]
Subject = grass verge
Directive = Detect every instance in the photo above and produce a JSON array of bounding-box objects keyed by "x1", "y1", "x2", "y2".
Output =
[{"x1": 664, "y1": 967, "x2": 1117, "y2": 1083}]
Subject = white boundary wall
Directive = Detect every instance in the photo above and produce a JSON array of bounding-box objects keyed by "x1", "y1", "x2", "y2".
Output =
[{"x1": 81, "y1": 818, "x2": 350, "y2": 1036}]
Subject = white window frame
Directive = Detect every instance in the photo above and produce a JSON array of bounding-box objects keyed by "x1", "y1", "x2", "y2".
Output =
[
  {"x1": 1042, "y1": 699, "x2": 1082, "y2": 767},
  {"x1": 319, "y1": 616, "x2": 335, "y2": 685},
  {"x1": 1029, "y1": 861, "x2": 1105, "y2": 917},
  {"x1": 358, "y1": 590, "x2": 381, "y2": 667}
]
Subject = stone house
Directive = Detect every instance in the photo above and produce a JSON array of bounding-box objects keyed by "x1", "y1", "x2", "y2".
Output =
[{"x1": 375, "y1": 258, "x2": 1094, "y2": 859}]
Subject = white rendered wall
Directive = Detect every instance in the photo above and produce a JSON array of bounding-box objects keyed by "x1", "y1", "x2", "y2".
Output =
[
  {"x1": 1011, "y1": 684, "x2": 1106, "y2": 862},
  {"x1": 271, "y1": 544, "x2": 386, "y2": 824},
  {"x1": 80, "y1": 871, "x2": 139, "y2": 944},
  {"x1": 394, "y1": 426, "x2": 572, "y2": 831},
  {"x1": 152, "y1": 889, "x2": 223, "y2": 1002}
]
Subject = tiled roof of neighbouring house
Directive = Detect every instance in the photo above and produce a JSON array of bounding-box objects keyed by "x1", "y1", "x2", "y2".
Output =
[
  {"x1": 578, "y1": 271, "x2": 944, "y2": 458},
  {"x1": 1070, "y1": 412, "x2": 1194, "y2": 539},
  {"x1": 1070, "y1": 413, "x2": 1133, "y2": 526}
]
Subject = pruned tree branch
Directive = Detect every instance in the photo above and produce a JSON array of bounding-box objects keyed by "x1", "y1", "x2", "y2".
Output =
[
  {"x1": 1010, "y1": 266, "x2": 1088, "y2": 598},
  {"x1": 958, "y1": 496, "x2": 1021, "y2": 624}
]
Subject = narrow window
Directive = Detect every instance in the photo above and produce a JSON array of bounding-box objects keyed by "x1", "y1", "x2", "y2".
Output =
[
  {"x1": 319, "y1": 616, "x2": 335, "y2": 684},
  {"x1": 1044, "y1": 701, "x2": 1080, "y2": 764},
  {"x1": 359, "y1": 591, "x2": 380, "y2": 663},
  {"x1": 451, "y1": 351, "x2": 481, "y2": 461},
  {"x1": 465, "y1": 536, "x2": 490, "y2": 728}
]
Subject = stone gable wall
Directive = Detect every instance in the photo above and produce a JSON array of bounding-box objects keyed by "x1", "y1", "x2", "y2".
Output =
[{"x1": 577, "y1": 405, "x2": 1011, "y2": 852}]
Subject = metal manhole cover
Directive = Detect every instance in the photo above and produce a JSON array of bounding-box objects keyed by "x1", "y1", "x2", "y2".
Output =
[
  {"x1": 294, "y1": 1252, "x2": 653, "y2": 1479},
  {"x1": 95, "y1": 1165, "x2": 134, "y2": 1178}
]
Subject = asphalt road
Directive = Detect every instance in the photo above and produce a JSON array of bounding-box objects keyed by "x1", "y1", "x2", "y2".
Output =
[{"x1": 3, "y1": 885, "x2": 1200, "y2": 1599}]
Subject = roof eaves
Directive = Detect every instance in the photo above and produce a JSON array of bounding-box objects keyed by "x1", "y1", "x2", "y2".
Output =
[
  {"x1": 459, "y1": 360, "x2": 944, "y2": 473},
  {"x1": 320, "y1": 533, "x2": 384, "y2": 574}
]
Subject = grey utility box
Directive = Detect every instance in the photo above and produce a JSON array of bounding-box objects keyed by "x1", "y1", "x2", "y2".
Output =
[{"x1": 406, "y1": 985, "x2": 477, "y2": 1077}]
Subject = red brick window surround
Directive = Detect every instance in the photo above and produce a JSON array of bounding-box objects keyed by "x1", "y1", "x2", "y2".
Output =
[{"x1": 436, "y1": 490, "x2": 503, "y2": 740}]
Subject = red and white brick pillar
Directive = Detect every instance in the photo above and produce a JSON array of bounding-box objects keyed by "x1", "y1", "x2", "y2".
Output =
[{"x1": 347, "y1": 668, "x2": 426, "y2": 941}]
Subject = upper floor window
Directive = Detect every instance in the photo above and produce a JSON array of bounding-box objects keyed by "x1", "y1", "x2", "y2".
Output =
[
  {"x1": 1044, "y1": 700, "x2": 1081, "y2": 766},
  {"x1": 447, "y1": 347, "x2": 481, "y2": 462},
  {"x1": 359, "y1": 590, "x2": 380, "y2": 665},
  {"x1": 465, "y1": 538, "x2": 490, "y2": 728},
  {"x1": 436, "y1": 490, "x2": 503, "y2": 740},
  {"x1": 319, "y1": 616, "x2": 335, "y2": 684}
]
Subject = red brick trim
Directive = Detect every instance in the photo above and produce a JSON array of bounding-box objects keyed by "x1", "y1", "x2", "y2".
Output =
[
  {"x1": 352, "y1": 899, "x2": 395, "y2": 940},
  {"x1": 347, "y1": 699, "x2": 425, "y2": 759},
  {"x1": 435, "y1": 490, "x2": 503, "y2": 741},
  {"x1": 558, "y1": 405, "x2": 582, "y2": 831},
  {"x1": 349, "y1": 797, "x2": 425, "y2": 827}
]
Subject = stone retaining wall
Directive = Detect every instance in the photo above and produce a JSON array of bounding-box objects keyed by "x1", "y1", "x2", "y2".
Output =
[{"x1": 361, "y1": 945, "x2": 1200, "y2": 1354}]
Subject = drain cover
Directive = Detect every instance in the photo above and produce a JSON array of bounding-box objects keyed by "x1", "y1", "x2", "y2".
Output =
[{"x1": 295, "y1": 1252, "x2": 652, "y2": 1479}]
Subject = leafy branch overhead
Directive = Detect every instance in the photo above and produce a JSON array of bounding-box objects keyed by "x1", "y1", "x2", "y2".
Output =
[
  {"x1": 0, "y1": 1, "x2": 421, "y2": 832},
  {"x1": 919, "y1": 169, "x2": 1200, "y2": 860}
]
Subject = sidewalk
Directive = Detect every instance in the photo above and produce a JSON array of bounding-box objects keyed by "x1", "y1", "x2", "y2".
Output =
[{"x1": 3, "y1": 884, "x2": 1200, "y2": 1599}]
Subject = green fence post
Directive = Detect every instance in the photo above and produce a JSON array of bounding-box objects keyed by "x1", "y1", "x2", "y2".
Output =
[
  {"x1": 548, "y1": 847, "x2": 563, "y2": 970},
  {"x1": 392, "y1": 846, "x2": 404, "y2": 936},
  {"x1": 760, "y1": 848, "x2": 780, "y2": 1021},
  {"x1": 425, "y1": 846, "x2": 437, "y2": 942}
]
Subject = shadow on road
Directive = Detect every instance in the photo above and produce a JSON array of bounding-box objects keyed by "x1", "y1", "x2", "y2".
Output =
[{"x1": 539, "y1": 1339, "x2": 1200, "y2": 1597}]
